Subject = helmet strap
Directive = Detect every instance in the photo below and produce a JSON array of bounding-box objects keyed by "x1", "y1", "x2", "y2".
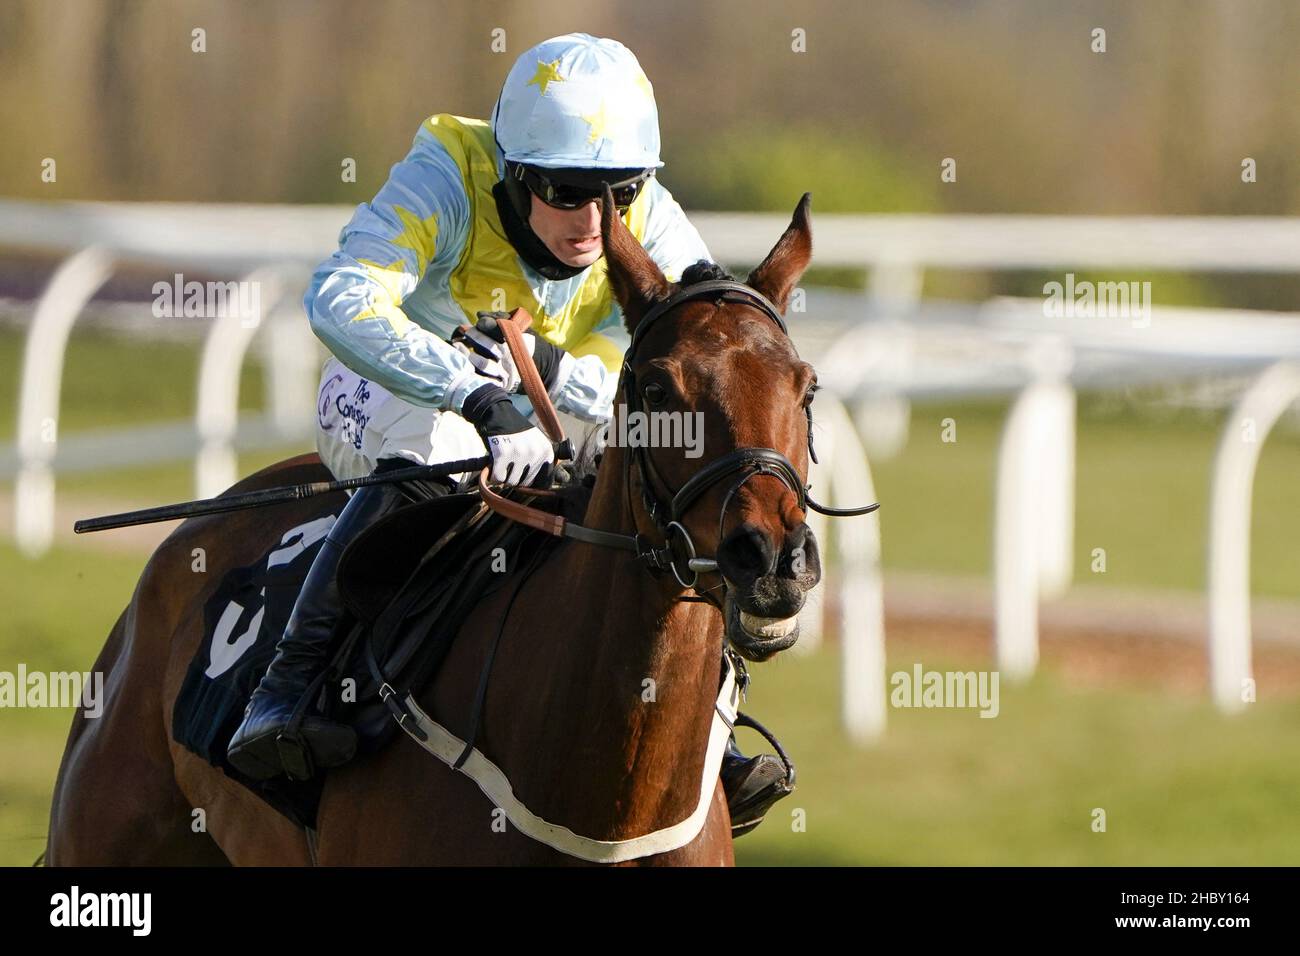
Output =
[{"x1": 500, "y1": 163, "x2": 533, "y2": 221}]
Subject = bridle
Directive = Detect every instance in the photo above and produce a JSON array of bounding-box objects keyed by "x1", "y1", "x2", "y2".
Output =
[
  {"x1": 617, "y1": 280, "x2": 878, "y2": 589},
  {"x1": 477, "y1": 279, "x2": 879, "y2": 594}
]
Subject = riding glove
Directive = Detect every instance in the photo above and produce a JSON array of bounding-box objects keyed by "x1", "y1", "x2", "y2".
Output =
[
  {"x1": 460, "y1": 382, "x2": 554, "y2": 485},
  {"x1": 451, "y1": 312, "x2": 567, "y2": 396}
]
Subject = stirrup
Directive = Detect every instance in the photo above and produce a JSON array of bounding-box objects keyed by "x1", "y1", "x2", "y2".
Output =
[
  {"x1": 228, "y1": 669, "x2": 357, "y2": 782},
  {"x1": 279, "y1": 669, "x2": 355, "y2": 781},
  {"x1": 276, "y1": 730, "x2": 315, "y2": 782},
  {"x1": 725, "y1": 712, "x2": 796, "y2": 837}
]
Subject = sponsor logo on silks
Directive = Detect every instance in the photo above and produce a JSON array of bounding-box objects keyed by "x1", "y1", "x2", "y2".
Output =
[
  {"x1": 0, "y1": 666, "x2": 104, "y2": 718},
  {"x1": 317, "y1": 373, "x2": 345, "y2": 430},
  {"x1": 49, "y1": 886, "x2": 151, "y2": 936},
  {"x1": 334, "y1": 393, "x2": 371, "y2": 451},
  {"x1": 889, "y1": 663, "x2": 999, "y2": 718}
]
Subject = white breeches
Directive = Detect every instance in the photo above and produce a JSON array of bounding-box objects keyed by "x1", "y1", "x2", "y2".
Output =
[{"x1": 313, "y1": 356, "x2": 601, "y2": 482}]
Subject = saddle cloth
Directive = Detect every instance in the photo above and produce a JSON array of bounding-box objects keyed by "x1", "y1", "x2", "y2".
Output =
[{"x1": 172, "y1": 464, "x2": 582, "y2": 829}]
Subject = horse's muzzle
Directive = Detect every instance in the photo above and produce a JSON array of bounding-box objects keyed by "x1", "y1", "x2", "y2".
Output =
[
  {"x1": 718, "y1": 522, "x2": 821, "y2": 661},
  {"x1": 723, "y1": 590, "x2": 801, "y2": 661}
]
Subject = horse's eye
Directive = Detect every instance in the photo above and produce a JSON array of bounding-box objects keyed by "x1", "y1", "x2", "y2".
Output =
[
  {"x1": 643, "y1": 383, "x2": 667, "y2": 406},
  {"x1": 803, "y1": 383, "x2": 819, "y2": 407}
]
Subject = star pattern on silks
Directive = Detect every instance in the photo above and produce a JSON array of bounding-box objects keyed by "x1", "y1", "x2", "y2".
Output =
[
  {"x1": 385, "y1": 204, "x2": 440, "y2": 274},
  {"x1": 581, "y1": 98, "x2": 614, "y2": 144},
  {"x1": 356, "y1": 204, "x2": 439, "y2": 280},
  {"x1": 527, "y1": 58, "x2": 565, "y2": 95}
]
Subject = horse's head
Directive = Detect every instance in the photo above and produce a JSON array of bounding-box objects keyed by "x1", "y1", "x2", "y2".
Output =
[{"x1": 601, "y1": 189, "x2": 820, "y2": 662}]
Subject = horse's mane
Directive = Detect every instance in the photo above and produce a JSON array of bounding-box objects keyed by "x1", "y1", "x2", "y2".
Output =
[{"x1": 679, "y1": 259, "x2": 734, "y2": 285}]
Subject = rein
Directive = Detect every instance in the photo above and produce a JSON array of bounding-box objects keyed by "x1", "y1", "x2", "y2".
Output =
[{"x1": 479, "y1": 284, "x2": 878, "y2": 590}]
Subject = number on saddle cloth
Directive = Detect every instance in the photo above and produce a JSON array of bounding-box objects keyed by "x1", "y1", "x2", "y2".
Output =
[{"x1": 172, "y1": 510, "x2": 346, "y2": 826}]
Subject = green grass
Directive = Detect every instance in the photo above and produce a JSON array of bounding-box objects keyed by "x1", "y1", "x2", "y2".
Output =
[
  {"x1": 4, "y1": 538, "x2": 1298, "y2": 865},
  {"x1": 0, "y1": 327, "x2": 268, "y2": 442},
  {"x1": 0, "y1": 323, "x2": 310, "y2": 512},
  {"x1": 870, "y1": 399, "x2": 1300, "y2": 598},
  {"x1": 38, "y1": 447, "x2": 312, "y2": 504},
  {"x1": 734, "y1": 644, "x2": 1300, "y2": 865},
  {"x1": 0, "y1": 543, "x2": 147, "y2": 865}
]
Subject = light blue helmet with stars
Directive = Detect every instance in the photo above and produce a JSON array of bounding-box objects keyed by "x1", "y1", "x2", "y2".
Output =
[{"x1": 491, "y1": 33, "x2": 663, "y2": 170}]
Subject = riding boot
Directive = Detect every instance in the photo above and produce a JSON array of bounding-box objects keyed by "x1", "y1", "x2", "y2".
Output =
[
  {"x1": 720, "y1": 726, "x2": 796, "y2": 838},
  {"x1": 226, "y1": 469, "x2": 413, "y2": 781}
]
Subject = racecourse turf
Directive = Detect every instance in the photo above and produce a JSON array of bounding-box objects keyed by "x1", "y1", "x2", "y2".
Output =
[{"x1": 4, "y1": 536, "x2": 1300, "y2": 866}]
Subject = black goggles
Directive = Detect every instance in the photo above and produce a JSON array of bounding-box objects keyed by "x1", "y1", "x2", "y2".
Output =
[{"x1": 513, "y1": 164, "x2": 652, "y2": 211}]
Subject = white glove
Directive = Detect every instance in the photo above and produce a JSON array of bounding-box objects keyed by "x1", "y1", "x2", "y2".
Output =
[
  {"x1": 452, "y1": 326, "x2": 537, "y2": 394},
  {"x1": 484, "y1": 425, "x2": 554, "y2": 485},
  {"x1": 460, "y1": 381, "x2": 556, "y2": 486}
]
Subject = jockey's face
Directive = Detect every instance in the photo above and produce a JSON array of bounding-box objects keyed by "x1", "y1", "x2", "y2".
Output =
[{"x1": 528, "y1": 193, "x2": 604, "y2": 268}]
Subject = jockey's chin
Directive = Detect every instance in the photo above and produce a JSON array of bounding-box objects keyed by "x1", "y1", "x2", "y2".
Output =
[{"x1": 529, "y1": 194, "x2": 605, "y2": 268}]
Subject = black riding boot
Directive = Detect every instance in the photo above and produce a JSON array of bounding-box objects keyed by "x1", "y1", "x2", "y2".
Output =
[
  {"x1": 721, "y1": 724, "x2": 796, "y2": 838},
  {"x1": 226, "y1": 470, "x2": 412, "y2": 781}
]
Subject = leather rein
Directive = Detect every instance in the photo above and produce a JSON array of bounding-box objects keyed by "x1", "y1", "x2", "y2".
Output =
[{"x1": 476, "y1": 281, "x2": 879, "y2": 592}]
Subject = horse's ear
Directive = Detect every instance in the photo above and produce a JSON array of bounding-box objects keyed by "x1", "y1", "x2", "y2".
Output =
[
  {"x1": 746, "y1": 192, "x2": 813, "y2": 314},
  {"x1": 601, "y1": 183, "x2": 671, "y2": 335}
]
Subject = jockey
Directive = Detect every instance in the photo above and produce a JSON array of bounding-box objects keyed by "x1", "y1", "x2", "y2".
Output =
[{"x1": 226, "y1": 33, "x2": 792, "y2": 834}]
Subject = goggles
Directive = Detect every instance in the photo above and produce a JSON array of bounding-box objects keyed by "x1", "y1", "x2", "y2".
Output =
[{"x1": 512, "y1": 163, "x2": 653, "y2": 212}]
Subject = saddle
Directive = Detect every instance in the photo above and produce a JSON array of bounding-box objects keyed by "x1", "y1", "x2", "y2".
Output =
[
  {"x1": 172, "y1": 469, "x2": 586, "y2": 828},
  {"x1": 326, "y1": 489, "x2": 561, "y2": 749}
]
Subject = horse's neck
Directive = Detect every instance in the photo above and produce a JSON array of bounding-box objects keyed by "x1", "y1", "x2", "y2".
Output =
[
  {"x1": 499, "y1": 445, "x2": 725, "y2": 837},
  {"x1": 575, "y1": 441, "x2": 720, "y2": 660}
]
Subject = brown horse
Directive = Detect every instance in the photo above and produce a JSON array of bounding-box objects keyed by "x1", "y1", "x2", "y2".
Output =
[{"x1": 45, "y1": 192, "x2": 822, "y2": 866}]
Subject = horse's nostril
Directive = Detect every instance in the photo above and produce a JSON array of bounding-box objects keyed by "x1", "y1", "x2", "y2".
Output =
[
  {"x1": 719, "y1": 522, "x2": 822, "y2": 586},
  {"x1": 718, "y1": 524, "x2": 776, "y2": 580},
  {"x1": 779, "y1": 524, "x2": 819, "y2": 581}
]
